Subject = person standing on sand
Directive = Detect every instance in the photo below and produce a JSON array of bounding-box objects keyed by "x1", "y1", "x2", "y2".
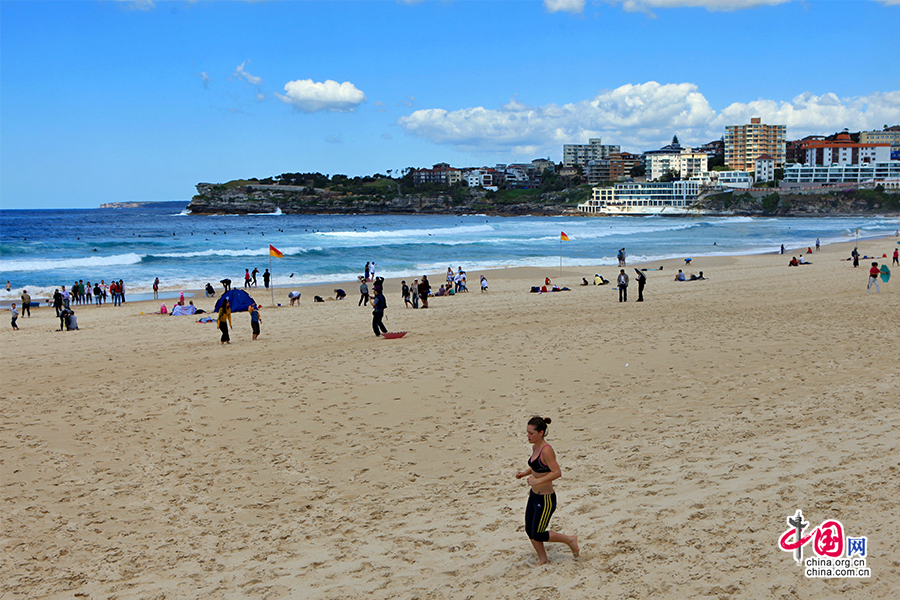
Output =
[
  {"x1": 634, "y1": 269, "x2": 646, "y2": 302},
  {"x1": 263, "y1": 269, "x2": 270, "y2": 289},
  {"x1": 20, "y1": 290, "x2": 31, "y2": 318},
  {"x1": 402, "y1": 280, "x2": 411, "y2": 308},
  {"x1": 365, "y1": 262, "x2": 370, "y2": 282},
  {"x1": 217, "y1": 299, "x2": 232, "y2": 344},
  {"x1": 852, "y1": 248, "x2": 859, "y2": 268},
  {"x1": 370, "y1": 287, "x2": 387, "y2": 337},
  {"x1": 359, "y1": 278, "x2": 370, "y2": 306},
  {"x1": 867, "y1": 262, "x2": 880, "y2": 294},
  {"x1": 515, "y1": 416, "x2": 579, "y2": 565},
  {"x1": 244, "y1": 269, "x2": 252, "y2": 289},
  {"x1": 251, "y1": 268, "x2": 259, "y2": 287},
  {"x1": 815, "y1": 238, "x2": 820, "y2": 252},
  {"x1": 10, "y1": 303, "x2": 20, "y2": 330},
  {"x1": 249, "y1": 302, "x2": 261, "y2": 341},
  {"x1": 411, "y1": 279, "x2": 419, "y2": 309},
  {"x1": 153, "y1": 277, "x2": 160, "y2": 300},
  {"x1": 892, "y1": 248, "x2": 898, "y2": 267},
  {"x1": 419, "y1": 276, "x2": 430, "y2": 308},
  {"x1": 617, "y1": 269, "x2": 629, "y2": 302}
]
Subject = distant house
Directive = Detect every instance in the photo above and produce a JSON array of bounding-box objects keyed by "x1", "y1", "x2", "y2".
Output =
[
  {"x1": 755, "y1": 154, "x2": 775, "y2": 183},
  {"x1": 413, "y1": 163, "x2": 462, "y2": 186},
  {"x1": 799, "y1": 132, "x2": 891, "y2": 166}
]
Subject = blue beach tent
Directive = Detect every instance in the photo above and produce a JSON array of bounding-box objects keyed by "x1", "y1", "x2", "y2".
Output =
[{"x1": 214, "y1": 289, "x2": 256, "y2": 313}]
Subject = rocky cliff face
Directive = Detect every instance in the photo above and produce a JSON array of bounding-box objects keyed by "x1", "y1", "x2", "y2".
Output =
[
  {"x1": 188, "y1": 183, "x2": 570, "y2": 216},
  {"x1": 694, "y1": 189, "x2": 900, "y2": 216}
]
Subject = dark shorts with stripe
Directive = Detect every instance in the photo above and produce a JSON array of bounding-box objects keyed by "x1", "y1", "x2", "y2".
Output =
[{"x1": 525, "y1": 490, "x2": 557, "y2": 542}]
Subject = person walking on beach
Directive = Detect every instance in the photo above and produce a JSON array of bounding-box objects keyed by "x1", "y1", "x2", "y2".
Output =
[
  {"x1": 251, "y1": 268, "x2": 259, "y2": 287},
  {"x1": 634, "y1": 269, "x2": 646, "y2": 302},
  {"x1": 515, "y1": 416, "x2": 579, "y2": 565},
  {"x1": 852, "y1": 248, "x2": 859, "y2": 268},
  {"x1": 244, "y1": 269, "x2": 252, "y2": 289},
  {"x1": 370, "y1": 287, "x2": 387, "y2": 337},
  {"x1": 249, "y1": 302, "x2": 261, "y2": 341},
  {"x1": 780, "y1": 244, "x2": 785, "y2": 255},
  {"x1": 53, "y1": 289, "x2": 63, "y2": 316},
  {"x1": 617, "y1": 248, "x2": 626, "y2": 267},
  {"x1": 867, "y1": 262, "x2": 880, "y2": 294},
  {"x1": 359, "y1": 278, "x2": 370, "y2": 306},
  {"x1": 20, "y1": 290, "x2": 31, "y2": 318},
  {"x1": 411, "y1": 279, "x2": 420, "y2": 309},
  {"x1": 419, "y1": 276, "x2": 430, "y2": 309},
  {"x1": 402, "y1": 281, "x2": 412, "y2": 307},
  {"x1": 217, "y1": 299, "x2": 232, "y2": 344},
  {"x1": 10, "y1": 303, "x2": 19, "y2": 330},
  {"x1": 365, "y1": 262, "x2": 370, "y2": 282},
  {"x1": 893, "y1": 248, "x2": 899, "y2": 267},
  {"x1": 815, "y1": 238, "x2": 820, "y2": 252},
  {"x1": 263, "y1": 269, "x2": 271, "y2": 289},
  {"x1": 617, "y1": 269, "x2": 629, "y2": 302}
]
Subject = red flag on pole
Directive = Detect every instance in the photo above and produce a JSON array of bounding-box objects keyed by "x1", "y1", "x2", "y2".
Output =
[
  {"x1": 560, "y1": 232, "x2": 569, "y2": 241},
  {"x1": 269, "y1": 245, "x2": 283, "y2": 258}
]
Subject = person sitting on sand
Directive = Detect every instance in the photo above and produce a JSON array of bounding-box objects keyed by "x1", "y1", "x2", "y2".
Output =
[
  {"x1": 333, "y1": 289, "x2": 346, "y2": 300},
  {"x1": 674, "y1": 270, "x2": 686, "y2": 281},
  {"x1": 594, "y1": 274, "x2": 609, "y2": 286},
  {"x1": 789, "y1": 257, "x2": 799, "y2": 267},
  {"x1": 581, "y1": 278, "x2": 589, "y2": 286},
  {"x1": 799, "y1": 256, "x2": 811, "y2": 265}
]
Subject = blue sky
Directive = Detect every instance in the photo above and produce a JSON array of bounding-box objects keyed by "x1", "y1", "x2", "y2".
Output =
[{"x1": 1, "y1": 0, "x2": 898, "y2": 209}]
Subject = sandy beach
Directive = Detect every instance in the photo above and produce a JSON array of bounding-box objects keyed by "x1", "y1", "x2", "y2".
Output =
[{"x1": 2, "y1": 237, "x2": 898, "y2": 599}]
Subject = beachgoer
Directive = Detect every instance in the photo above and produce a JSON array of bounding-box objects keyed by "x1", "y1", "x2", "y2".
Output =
[
  {"x1": 221, "y1": 278, "x2": 232, "y2": 292},
  {"x1": 780, "y1": 244, "x2": 785, "y2": 255},
  {"x1": 867, "y1": 262, "x2": 880, "y2": 294},
  {"x1": 359, "y1": 280, "x2": 370, "y2": 306},
  {"x1": 118, "y1": 280, "x2": 125, "y2": 304},
  {"x1": 244, "y1": 269, "x2": 251, "y2": 289},
  {"x1": 893, "y1": 248, "x2": 898, "y2": 266},
  {"x1": 402, "y1": 281, "x2": 411, "y2": 307},
  {"x1": 789, "y1": 257, "x2": 799, "y2": 267},
  {"x1": 20, "y1": 290, "x2": 31, "y2": 318},
  {"x1": 411, "y1": 279, "x2": 419, "y2": 309},
  {"x1": 205, "y1": 283, "x2": 215, "y2": 297},
  {"x1": 217, "y1": 299, "x2": 232, "y2": 344},
  {"x1": 263, "y1": 269, "x2": 271, "y2": 289},
  {"x1": 594, "y1": 274, "x2": 607, "y2": 286},
  {"x1": 675, "y1": 269, "x2": 686, "y2": 281},
  {"x1": 288, "y1": 291, "x2": 301, "y2": 306},
  {"x1": 5, "y1": 281, "x2": 10, "y2": 292},
  {"x1": 370, "y1": 262, "x2": 376, "y2": 281},
  {"x1": 53, "y1": 289, "x2": 63, "y2": 316},
  {"x1": 419, "y1": 276, "x2": 430, "y2": 309},
  {"x1": 334, "y1": 289, "x2": 346, "y2": 300},
  {"x1": 852, "y1": 248, "x2": 859, "y2": 268},
  {"x1": 481, "y1": 275, "x2": 488, "y2": 292},
  {"x1": 370, "y1": 287, "x2": 387, "y2": 337},
  {"x1": 617, "y1": 248, "x2": 626, "y2": 267},
  {"x1": 617, "y1": 269, "x2": 629, "y2": 302},
  {"x1": 815, "y1": 238, "x2": 820, "y2": 252},
  {"x1": 251, "y1": 268, "x2": 259, "y2": 286},
  {"x1": 365, "y1": 262, "x2": 371, "y2": 282},
  {"x1": 514, "y1": 416, "x2": 579, "y2": 565},
  {"x1": 153, "y1": 277, "x2": 159, "y2": 300},
  {"x1": 545, "y1": 277, "x2": 551, "y2": 286},
  {"x1": 697, "y1": 271, "x2": 706, "y2": 280},
  {"x1": 10, "y1": 303, "x2": 19, "y2": 330},
  {"x1": 250, "y1": 303, "x2": 261, "y2": 341},
  {"x1": 634, "y1": 269, "x2": 646, "y2": 302}
]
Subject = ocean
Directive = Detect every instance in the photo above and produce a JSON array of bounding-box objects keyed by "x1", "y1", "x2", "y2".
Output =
[{"x1": 2, "y1": 205, "x2": 898, "y2": 302}]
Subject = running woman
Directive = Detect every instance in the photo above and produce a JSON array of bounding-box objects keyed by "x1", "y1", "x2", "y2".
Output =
[{"x1": 515, "y1": 416, "x2": 579, "y2": 564}]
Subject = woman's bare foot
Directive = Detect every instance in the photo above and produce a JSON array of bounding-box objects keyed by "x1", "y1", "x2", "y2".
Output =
[{"x1": 569, "y1": 535, "x2": 579, "y2": 558}]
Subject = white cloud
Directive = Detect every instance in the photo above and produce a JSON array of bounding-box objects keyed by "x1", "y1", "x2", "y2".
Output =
[
  {"x1": 397, "y1": 83, "x2": 900, "y2": 157},
  {"x1": 233, "y1": 61, "x2": 262, "y2": 86},
  {"x1": 544, "y1": 0, "x2": 586, "y2": 14},
  {"x1": 194, "y1": 71, "x2": 210, "y2": 89},
  {"x1": 276, "y1": 79, "x2": 366, "y2": 113},
  {"x1": 615, "y1": 0, "x2": 792, "y2": 14}
]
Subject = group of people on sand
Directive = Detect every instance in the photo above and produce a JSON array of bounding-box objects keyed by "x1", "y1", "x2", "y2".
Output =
[{"x1": 215, "y1": 298, "x2": 261, "y2": 344}]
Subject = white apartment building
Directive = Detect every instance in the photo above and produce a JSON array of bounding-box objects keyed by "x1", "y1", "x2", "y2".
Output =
[
  {"x1": 755, "y1": 154, "x2": 775, "y2": 183},
  {"x1": 645, "y1": 148, "x2": 708, "y2": 181},
  {"x1": 800, "y1": 134, "x2": 891, "y2": 166},
  {"x1": 782, "y1": 161, "x2": 900, "y2": 184},
  {"x1": 689, "y1": 170, "x2": 753, "y2": 189},
  {"x1": 563, "y1": 138, "x2": 621, "y2": 167},
  {"x1": 578, "y1": 181, "x2": 700, "y2": 213}
]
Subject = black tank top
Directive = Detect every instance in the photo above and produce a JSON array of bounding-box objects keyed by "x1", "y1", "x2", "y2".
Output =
[{"x1": 528, "y1": 445, "x2": 551, "y2": 473}]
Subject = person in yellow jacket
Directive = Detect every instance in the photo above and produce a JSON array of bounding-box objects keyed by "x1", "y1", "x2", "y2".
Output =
[{"x1": 217, "y1": 299, "x2": 232, "y2": 345}]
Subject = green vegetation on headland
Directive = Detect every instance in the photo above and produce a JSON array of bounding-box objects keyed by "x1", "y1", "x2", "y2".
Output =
[
  {"x1": 188, "y1": 170, "x2": 592, "y2": 216},
  {"x1": 693, "y1": 184, "x2": 900, "y2": 216}
]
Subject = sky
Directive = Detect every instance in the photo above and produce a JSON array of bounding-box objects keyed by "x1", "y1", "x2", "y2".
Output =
[{"x1": 1, "y1": 0, "x2": 898, "y2": 209}]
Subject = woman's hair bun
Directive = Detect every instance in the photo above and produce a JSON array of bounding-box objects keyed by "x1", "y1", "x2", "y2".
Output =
[{"x1": 543, "y1": 417, "x2": 552, "y2": 424}]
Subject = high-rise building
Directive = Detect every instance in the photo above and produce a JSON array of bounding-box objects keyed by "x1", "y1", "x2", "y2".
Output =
[
  {"x1": 563, "y1": 138, "x2": 621, "y2": 168},
  {"x1": 725, "y1": 118, "x2": 786, "y2": 171}
]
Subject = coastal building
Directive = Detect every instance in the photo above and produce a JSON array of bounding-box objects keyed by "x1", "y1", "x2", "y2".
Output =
[
  {"x1": 858, "y1": 126, "x2": 900, "y2": 147},
  {"x1": 466, "y1": 168, "x2": 502, "y2": 189},
  {"x1": 689, "y1": 170, "x2": 753, "y2": 189},
  {"x1": 578, "y1": 180, "x2": 700, "y2": 215},
  {"x1": 413, "y1": 163, "x2": 462, "y2": 186},
  {"x1": 755, "y1": 154, "x2": 775, "y2": 183},
  {"x1": 698, "y1": 139, "x2": 724, "y2": 156},
  {"x1": 531, "y1": 158, "x2": 555, "y2": 176},
  {"x1": 782, "y1": 161, "x2": 900, "y2": 185},
  {"x1": 799, "y1": 132, "x2": 891, "y2": 166},
  {"x1": 563, "y1": 138, "x2": 621, "y2": 168},
  {"x1": 725, "y1": 118, "x2": 786, "y2": 171}
]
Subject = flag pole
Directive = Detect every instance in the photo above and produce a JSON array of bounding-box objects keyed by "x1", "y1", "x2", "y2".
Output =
[
  {"x1": 269, "y1": 253, "x2": 274, "y2": 307},
  {"x1": 559, "y1": 237, "x2": 562, "y2": 277}
]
